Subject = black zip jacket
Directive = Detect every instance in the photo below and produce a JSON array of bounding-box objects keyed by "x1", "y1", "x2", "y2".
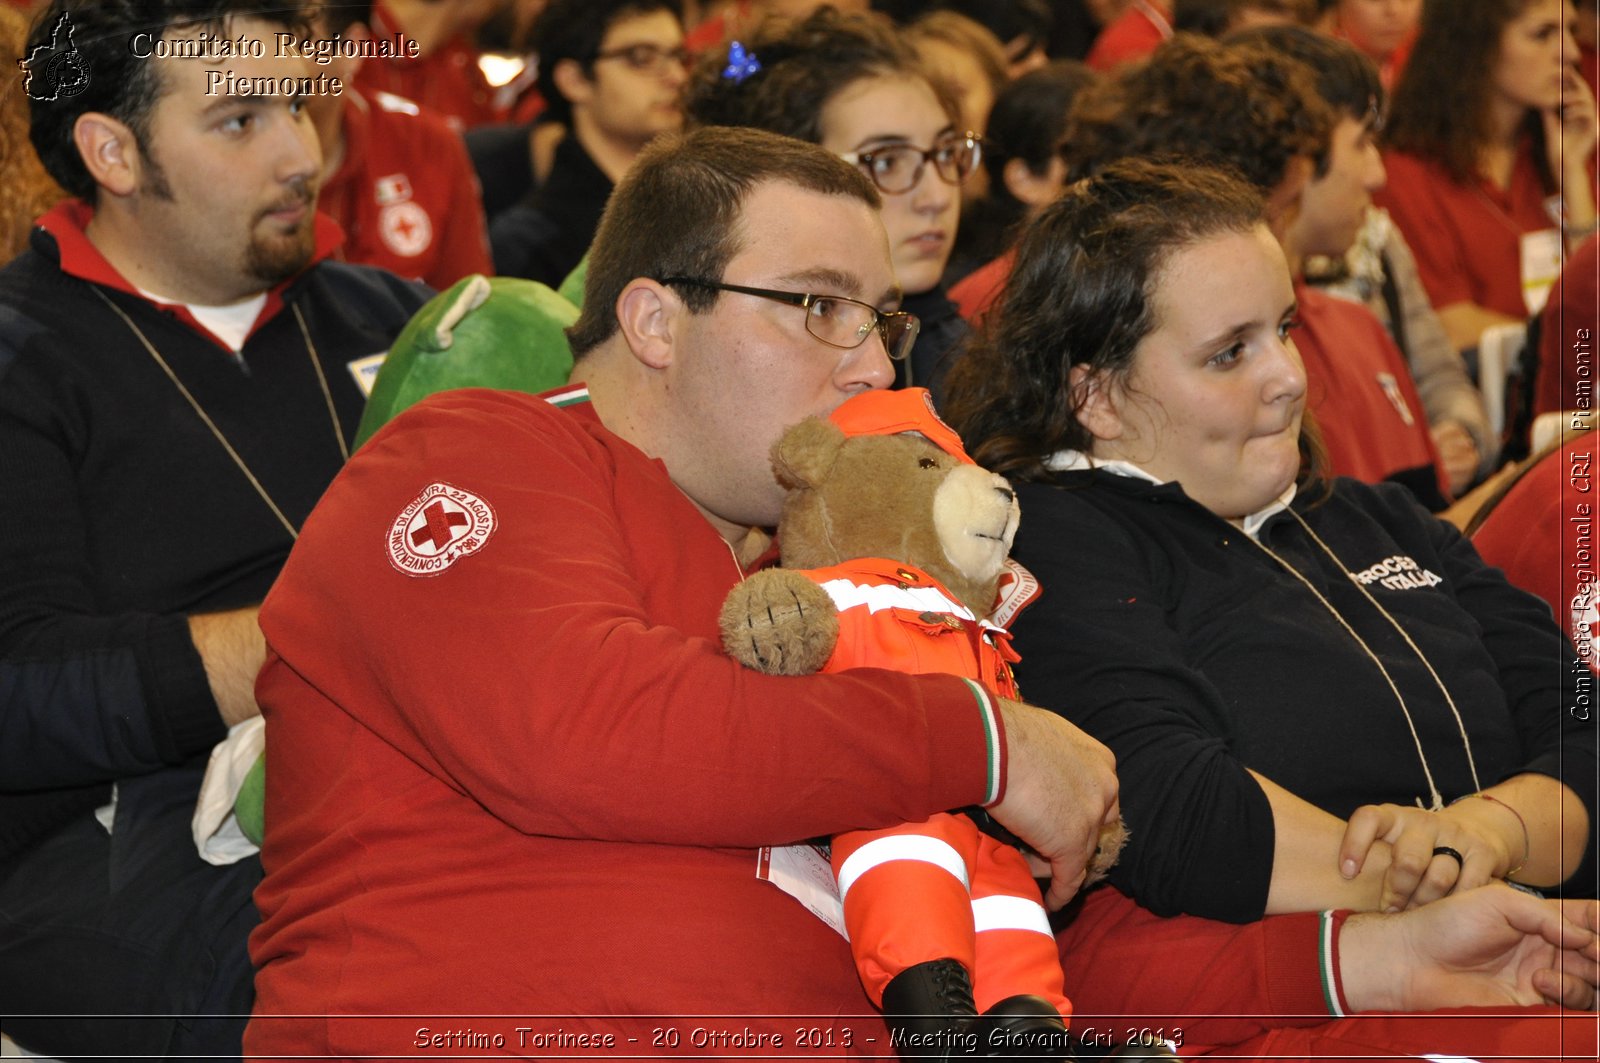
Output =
[
  {"x1": 1011, "y1": 470, "x2": 1597, "y2": 921},
  {"x1": 0, "y1": 227, "x2": 428, "y2": 858}
]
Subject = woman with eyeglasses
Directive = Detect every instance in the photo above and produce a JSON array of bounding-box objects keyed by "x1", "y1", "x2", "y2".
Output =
[{"x1": 685, "y1": 6, "x2": 983, "y2": 406}]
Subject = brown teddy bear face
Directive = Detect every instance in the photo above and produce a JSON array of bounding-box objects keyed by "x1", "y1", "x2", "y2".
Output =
[
  {"x1": 773, "y1": 422, "x2": 1020, "y2": 614},
  {"x1": 931, "y1": 452, "x2": 1020, "y2": 594}
]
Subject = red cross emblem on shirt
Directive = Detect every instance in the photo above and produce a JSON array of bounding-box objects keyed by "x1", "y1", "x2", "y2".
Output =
[
  {"x1": 412, "y1": 500, "x2": 469, "y2": 550},
  {"x1": 388, "y1": 482, "x2": 497, "y2": 576},
  {"x1": 379, "y1": 200, "x2": 432, "y2": 257}
]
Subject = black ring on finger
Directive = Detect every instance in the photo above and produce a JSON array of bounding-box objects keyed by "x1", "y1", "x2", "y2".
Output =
[{"x1": 1431, "y1": 845, "x2": 1465, "y2": 872}]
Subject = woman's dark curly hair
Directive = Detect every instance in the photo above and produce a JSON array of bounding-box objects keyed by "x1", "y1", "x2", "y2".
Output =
[
  {"x1": 1385, "y1": 0, "x2": 1549, "y2": 186},
  {"x1": 683, "y1": 6, "x2": 955, "y2": 141},
  {"x1": 946, "y1": 158, "x2": 1327, "y2": 486},
  {"x1": 1063, "y1": 33, "x2": 1332, "y2": 194}
]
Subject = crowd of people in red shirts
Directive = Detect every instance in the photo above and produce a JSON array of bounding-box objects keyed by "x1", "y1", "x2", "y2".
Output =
[{"x1": 1, "y1": 1, "x2": 1597, "y2": 1061}]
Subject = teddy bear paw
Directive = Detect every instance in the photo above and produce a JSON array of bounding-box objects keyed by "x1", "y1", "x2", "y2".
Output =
[{"x1": 719, "y1": 570, "x2": 841, "y2": 675}]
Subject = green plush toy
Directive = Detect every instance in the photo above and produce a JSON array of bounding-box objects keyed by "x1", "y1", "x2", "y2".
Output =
[
  {"x1": 235, "y1": 753, "x2": 267, "y2": 846},
  {"x1": 557, "y1": 256, "x2": 587, "y2": 310},
  {"x1": 352, "y1": 273, "x2": 579, "y2": 449}
]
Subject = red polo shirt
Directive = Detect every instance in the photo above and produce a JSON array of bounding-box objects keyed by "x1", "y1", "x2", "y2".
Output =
[
  {"x1": 319, "y1": 89, "x2": 492, "y2": 291},
  {"x1": 1295, "y1": 284, "x2": 1450, "y2": 502},
  {"x1": 351, "y1": 1, "x2": 502, "y2": 131},
  {"x1": 1473, "y1": 435, "x2": 1600, "y2": 676},
  {"x1": 1377, "y1": 145, "x2": 1556, "y2": 320},
  {"x1": 949, "y1": 249, "x2": 1014, "y2": 323},
  {"x1": 1086, "y1": 1, "x2": 1172, "y2": 72}
]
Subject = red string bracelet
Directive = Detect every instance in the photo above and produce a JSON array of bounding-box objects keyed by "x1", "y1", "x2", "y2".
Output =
[{"x1": 1451, "y1": 792, "x2": 1530, "y2": 879}]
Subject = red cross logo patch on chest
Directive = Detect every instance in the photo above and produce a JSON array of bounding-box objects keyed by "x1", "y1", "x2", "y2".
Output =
[
  {"x1": 379, "y1": 200, "x2": 432, "y2": 257},
  {"x1": 387, "y1": 482, "x2": 497, "y2": 576}
]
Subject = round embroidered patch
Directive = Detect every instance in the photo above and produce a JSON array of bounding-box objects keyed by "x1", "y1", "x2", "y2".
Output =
[
  {"x1": 387, "y1": 482, "x2": 496, "y2": 576},
  {"x1": 379, "y1": 200, "x2": 432, "y2": 257}
]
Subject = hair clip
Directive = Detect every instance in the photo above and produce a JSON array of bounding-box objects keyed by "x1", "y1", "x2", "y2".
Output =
[{"x1": 722, "y1": 40, "x2": 762, "y2": 83}]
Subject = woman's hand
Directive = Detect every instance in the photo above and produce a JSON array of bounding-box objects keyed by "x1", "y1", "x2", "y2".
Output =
[
  {"x1": 1339, "y1": 801, "x2": 1516, "y2": 912},
  {"x1": 1430, "y1": 421, "x2": 1481, "y2": 496},
  {"x1": 1545, "y1": 66, "x2": 1598, "y2": 251},
  {"x1": 1544, "y1": 67, "x2": 1599, "y2": 178}
]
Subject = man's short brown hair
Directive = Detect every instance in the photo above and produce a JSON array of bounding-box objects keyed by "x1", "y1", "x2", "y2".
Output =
[{"x1": 567, "y1": 126, "x2": 881, "y2": 357}]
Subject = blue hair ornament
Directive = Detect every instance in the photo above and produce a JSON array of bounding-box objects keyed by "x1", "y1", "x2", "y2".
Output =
[{"x1": 722, "y1": 40, "x2": 762, "y2": 83}]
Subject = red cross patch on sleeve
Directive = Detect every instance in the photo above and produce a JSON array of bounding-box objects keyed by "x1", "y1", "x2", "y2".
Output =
[{"x1": 387, "y1": 482, "x2": 497, "y2": 576}]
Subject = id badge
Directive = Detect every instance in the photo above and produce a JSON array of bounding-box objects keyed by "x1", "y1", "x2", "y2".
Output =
[
  {"x1": 347, "y1": 351, "x2": 388, "y2": 397},
  {"x1": 1521, "y1": 228, "x2": 1563, "y2": 315}
]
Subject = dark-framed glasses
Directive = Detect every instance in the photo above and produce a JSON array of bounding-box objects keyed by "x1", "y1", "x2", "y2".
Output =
[
  {"x1": 659, "y1": 277, "x2": 920, "y2": 362},
  {"x1": 839, "y1": 132, "x2": 983, "y2": 195},
  {"x1": 591, "y1": 43, "x2": 690, "y2": 74}
]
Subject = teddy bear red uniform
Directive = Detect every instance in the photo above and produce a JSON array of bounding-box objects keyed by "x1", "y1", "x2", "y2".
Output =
[
  {"x1": 720, "y1": 390, "x2": 1078, "y2": 1047},
  {"x1": 817, "y1": 556, "x2": 1069, "y2": 1017}
]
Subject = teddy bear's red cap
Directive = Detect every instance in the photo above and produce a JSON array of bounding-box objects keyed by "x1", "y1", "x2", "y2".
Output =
[{"x1": 827, "y1": 388, "x2": 975, "y2": 465}]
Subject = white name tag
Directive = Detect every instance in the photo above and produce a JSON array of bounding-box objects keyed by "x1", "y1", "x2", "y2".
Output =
[
  {"x1": 1521, "y1": 228, "x2": 1563, "y2": 315},
  {"x1": 347, "y1": 351, "x2": 388, "y2": 397}
]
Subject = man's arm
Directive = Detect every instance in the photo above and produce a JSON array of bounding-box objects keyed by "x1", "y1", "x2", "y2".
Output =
[
  {"x1": 992, "y1": 697, "x2": 1120, "y2": 910},
  {"x1": 1341, "y1": 885, "x2": 1600, "y2": 1012},
  {"x1": 187, "y1": 606, "x2": 266, "y2": 727},
  {"x1": 1437, "y1": 301, "x2": 1523, "y2": 355},
  {"x1": 1058, "y1": 882, "x2": 1598, "y2": 1049},
  {"x1": 259, "y1": 390, "x2": 1020, "y2": 850},
  {"x1": 422, "y1": 121, "x2": 494, "y2": 289},
  {"x1": 0, "y1": 359, "x2": 224, "y2": 788}
]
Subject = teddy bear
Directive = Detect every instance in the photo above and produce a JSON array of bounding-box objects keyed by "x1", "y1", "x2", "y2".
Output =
[{"x1": 720, "y1": 389, "x2": 1130, "y2": 1060}]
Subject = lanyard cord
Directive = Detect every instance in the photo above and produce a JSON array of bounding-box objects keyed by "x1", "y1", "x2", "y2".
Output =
[
  {"x1": 1248, "y1": 509, "x2": 1483, "y2": 811},
  {"x1": 94, "y1": 287, "x2": 349, "y2": 540}
]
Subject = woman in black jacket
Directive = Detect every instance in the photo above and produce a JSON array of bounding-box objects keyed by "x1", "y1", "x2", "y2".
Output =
[
  {"x1": 945, "y1": 158, "x2": 1596, "y2": 1051},
  {"x1": 951, "y1": 155, "x2": 1594, "y2": 917}
]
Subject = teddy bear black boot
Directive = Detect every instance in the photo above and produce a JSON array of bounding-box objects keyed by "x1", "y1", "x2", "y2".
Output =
[
  {"x1": 973, "y1": 995, "x2": 1072, "y2": 1059},
  {"x1": 881, "y1": 958, "x2": 981, "y2": 1059}
]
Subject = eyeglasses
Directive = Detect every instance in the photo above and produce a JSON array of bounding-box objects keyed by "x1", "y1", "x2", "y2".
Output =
[
  {"x1": 659, "y1": 277, "x2": 919, "y2": 362},
  {"x1": 839, "y1": 133, "x2": 983, "y2": 195},
  {"x1": 590, "y1": 43, "x2": 691, "y2": 75}
]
